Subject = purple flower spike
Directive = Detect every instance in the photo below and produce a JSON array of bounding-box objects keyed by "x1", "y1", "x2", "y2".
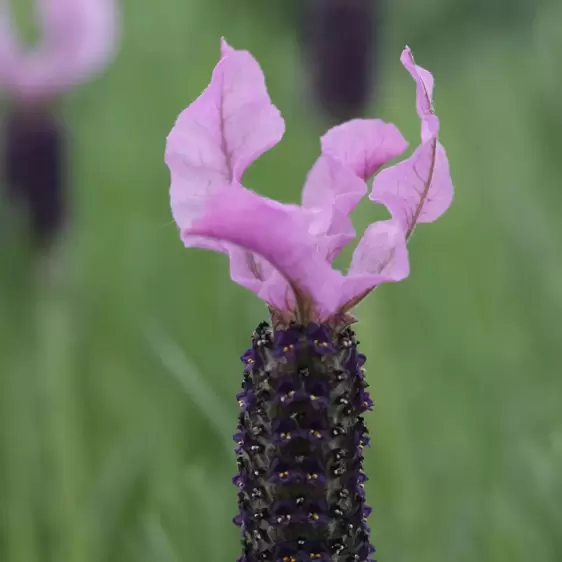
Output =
[
  {"x1": 165, "y1": 39, "x2": 453, "y2": 562},
  {"x1": 234, "y1": 324, "x2": 381, "y2": 561}
]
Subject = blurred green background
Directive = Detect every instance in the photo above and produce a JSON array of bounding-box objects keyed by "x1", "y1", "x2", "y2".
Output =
[{"x1": 1, "y1": 0, "x2": 562, "y2": 561}]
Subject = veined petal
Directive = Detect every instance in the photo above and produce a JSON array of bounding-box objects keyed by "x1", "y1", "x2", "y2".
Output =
[
  {"x1": 167, "y1": 39, "x2": 287, "y2": 300},
  {"x1": 167, "y1": 38, "x2": 284, "y2": 237},
  {"x1": 338, "y1": 219, "x2": 409, "y2": 310},
  {"x1": 316, "y1": 207, "x2": 356, "y2": 264},
  {"x1": 370, "y1": 47, "x2": 453, "y2": 239},
  {"x1": 349, "y1": 220, "x2": 409, "y2": 279},
  {"x1": 258, "y1": 270, "x2": 294, "y2": 312},
  {"x1": 303, "y1": 154, "x2": 366, "y2": 218},
  {"x1": 0, "y1": 0, "x2": 119, "y2": 99},
  {"x1": 302, "y1": 154, "x2": 364, "y2": 261},
  {"x1": 186, "y1": 185, "x2": 343, "y2": 316},
  {"x1": 321, "y1": 118, "x2": 408, "y2": 180},
  {"x1": 301, "y1": 120, "x2": 408, "y2": 266},
  {"x1": 371, "y1": 140, "x2": 453, "y2": 236},
  {"x1": 228, "y1": 247, "x2": 272, "y2": 294},
  {"x1": 401, "y1": 48, "x2": 434, "y2": 130},
  {"x1": 228, "y1": 248, "x2": 292, "y2": 311}
]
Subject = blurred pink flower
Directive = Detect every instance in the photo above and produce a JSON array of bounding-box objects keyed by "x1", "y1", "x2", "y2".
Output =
[
  {"x1": 166, "y1": 39, "x2": 453, "y2": 324},
  {"x1": 0, "y1": 0, "x2": 119, "y2": 100}
]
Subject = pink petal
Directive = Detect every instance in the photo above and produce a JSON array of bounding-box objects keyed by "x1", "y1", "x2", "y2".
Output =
[
  {"x1": 400, "y1": 47, "x2": 434, "y2": 129},
  {"x1": 258, "y1": 270, "x2": 294, "y2": 311},
  {"x1": 167, "y1": 40, "x2": 287, "y2": 299},
  {"x1": 0, "y1": 0, "x2": 119, "y2": 99},
  {"x1": 302, "y1": 154, "x2": 366, "y2": 219},
  {"x1": 338, "y1": 219, "x2": 410, "y2": 309},
  {"x1": 321, "y1": 119, "x2": 408, "y2": 180},
  {"x1": 372, "y1": 141, "x2": 453, "y2": 235},
  {"x1": 220, "y1": 37, "x2": 235, "y2": 58},
  {"x1": 315, "y1": 208, "x2": 356, "y2": 263},
  {"x1": 227, "y1": 247, "x2": 292, "y2": 310},
  {"x1": 226, "y1": 245, "x2": 289, "y2": 306},
  {"x1": 349, "y1": 220, "x2": 409, "y2": 278},
  {"x1": 370, "y1": 47, "x2": 453, "y2": 237},
  {"x1": 228, "y1": 247, "x2": 271, "y2": 294},
  {"x1": 166, "y1": 38, "x2": 285, "y2": 236},
  {"x1": 301, "y1": 155, "x2": 364, "y2": 261},
  {"x1": 186, "y1": 185, "x2": 343, "y2": 315},
  {"x1": 301, "y1": 122, "x2": 407, "y2": 262}
]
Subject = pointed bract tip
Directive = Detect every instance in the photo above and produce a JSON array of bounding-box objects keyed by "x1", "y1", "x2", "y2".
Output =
[
  {"x1": 220, "y1": 37, "x2": 235, "y2": 59},
  {"x1": 400, "y1": 46, "x2": 415, "y2": 68},
  {"x1": 400, "y1": 45, "x2": 435, "y2": 119}
]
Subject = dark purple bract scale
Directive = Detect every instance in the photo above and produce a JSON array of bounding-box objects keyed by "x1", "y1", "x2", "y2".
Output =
[{"x1": 234, "y1": 323, "x2": 375, "y2": 562}]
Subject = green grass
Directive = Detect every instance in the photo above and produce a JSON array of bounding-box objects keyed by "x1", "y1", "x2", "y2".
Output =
[{"x1": 1, "y1": 0, "x2": 562, "y2": 561}]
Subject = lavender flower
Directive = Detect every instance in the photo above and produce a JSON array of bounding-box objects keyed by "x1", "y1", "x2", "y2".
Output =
[
  {"x1": 165, "y1": 39, "x2": 453, "y2": 562},
  {"x1": 0, "y1": 0, "x2": 119, "y2": 247}
]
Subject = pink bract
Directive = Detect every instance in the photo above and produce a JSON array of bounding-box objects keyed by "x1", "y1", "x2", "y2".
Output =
[
  {"x1": 370, "y1": 47, "x2": 454, "y2": 238},
  {"x1": 166, "y1": 39, "x2": 453, "y2": 323}
]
